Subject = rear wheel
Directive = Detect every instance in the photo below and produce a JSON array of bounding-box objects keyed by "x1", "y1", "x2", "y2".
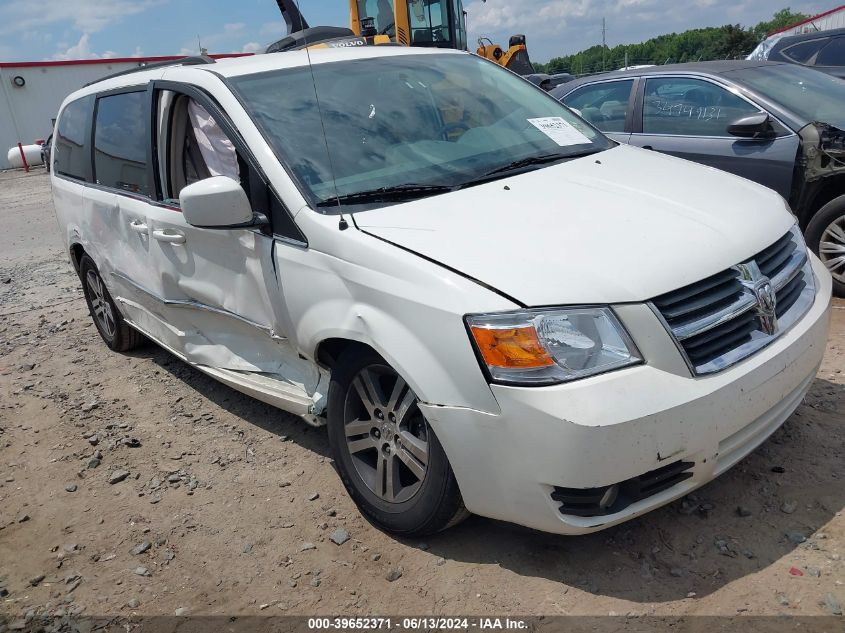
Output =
[
  {"x1": 79, "y1": 255, "x2": 144, "y2": 352},
  {"x1": 327, "y1": 349, "x2": 467, "y2": 536},
  {"x1": 806, "y1": 195, "x2": 845, "y2": 297}
]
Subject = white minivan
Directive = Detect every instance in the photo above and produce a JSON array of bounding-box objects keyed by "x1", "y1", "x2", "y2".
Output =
[{"x1": 51, "y1": 47, "x2": 832, "y2": 536}]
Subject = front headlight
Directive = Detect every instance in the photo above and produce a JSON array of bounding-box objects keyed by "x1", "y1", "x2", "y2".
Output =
[{"x1": 466, "y1": 307, "x2": 642, "y2": 385}]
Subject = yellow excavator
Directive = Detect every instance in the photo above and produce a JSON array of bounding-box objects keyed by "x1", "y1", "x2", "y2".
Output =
[{"x1": 269, "y1": 0, "x2": 535, "y2": 75}]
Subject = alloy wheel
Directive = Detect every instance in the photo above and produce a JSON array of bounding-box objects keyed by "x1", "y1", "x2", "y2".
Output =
[
  {"x1": 343, "y1": 365, "x2": 430, "y2": 503},
  {"x1": 86, "y1": 270, "x2": 116, "y2": 338},
  {"x1": 819, "y1": 215, "x2": 845, "y2": 283}
]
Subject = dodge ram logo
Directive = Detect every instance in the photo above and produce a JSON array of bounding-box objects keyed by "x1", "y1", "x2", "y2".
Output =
[{"x1": 735, "y1": 261, "x2": 778, "y2": 335}]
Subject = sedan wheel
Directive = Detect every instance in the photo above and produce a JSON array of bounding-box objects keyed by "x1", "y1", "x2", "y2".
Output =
[
  {"x1": 806, "y1": 195, "x2": 845, "y2": 297},
  {"x1": 819, "y1": 215, "x2": 845, "y2": 283}
]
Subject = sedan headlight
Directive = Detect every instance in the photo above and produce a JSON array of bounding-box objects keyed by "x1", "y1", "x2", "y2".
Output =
[{"x1": 466, "y1": 307, "x2": 642, "y2": 385}]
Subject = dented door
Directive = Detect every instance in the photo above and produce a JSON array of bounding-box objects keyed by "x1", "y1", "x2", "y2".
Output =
[{"x1": 143, "y1": 206, "x2": 293, "y2": 373}]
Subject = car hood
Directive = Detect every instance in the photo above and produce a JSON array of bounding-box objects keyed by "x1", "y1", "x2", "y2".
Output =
[{"x1": 355, "y1": 145, "x2": 796, "y2": 306}]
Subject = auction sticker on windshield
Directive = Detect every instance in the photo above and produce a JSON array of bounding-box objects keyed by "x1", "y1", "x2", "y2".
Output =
[{"x1": 527, "y1": 117, "x2": 591, "y2": 146}]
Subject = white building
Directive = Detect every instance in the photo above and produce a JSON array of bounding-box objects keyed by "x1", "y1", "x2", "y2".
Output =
[
  {"x1": 748, "y1": 4, "x2": 845, "y2": 60},
  {"x1": 769, "y1": 4, "x2": 845, "y2": 36},
  {"x1": 0, "y1": 54, "x2": 248, "y2": 169}
]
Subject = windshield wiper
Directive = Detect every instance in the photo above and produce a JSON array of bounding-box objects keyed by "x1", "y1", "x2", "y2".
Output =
[
  {"x1": 315, "y1": 184, "x2": 454, "y2": 207},
  {"x1": 453, "y1": 149, "x2": 602, "y2": 190},
  {"x1": 481, "y1": 153, "x2": 572, "y2": 177}
]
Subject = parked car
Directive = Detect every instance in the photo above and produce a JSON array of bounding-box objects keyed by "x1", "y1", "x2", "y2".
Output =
[
  {"x1": 748, "y1": 27, "x2": 845, "y2": 80},
  {"x1": 526, "y1": 72, "x2": 574, "y2": 91},
  {"x1": 51, "y1": 47, "x2": 831, "y2": 537},
  {"x1": 41, "y1": 134, "x2": 52, "y2": 173},
  {"x1": 553, "y1": 60, "x2": 845, "y2": 296}
]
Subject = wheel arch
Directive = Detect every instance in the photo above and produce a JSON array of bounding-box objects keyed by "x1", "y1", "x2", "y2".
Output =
[
  {"x1": 69, "y1": 242, "x2": 86, "y2": 274},
  {"x1": 800, "y1": 176, "x2": 845, "y2": 229}
]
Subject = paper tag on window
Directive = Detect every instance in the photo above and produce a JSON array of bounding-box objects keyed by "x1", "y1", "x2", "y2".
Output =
[{"x1": 527, "y1": 117, "x2": 591, "y2": 147}]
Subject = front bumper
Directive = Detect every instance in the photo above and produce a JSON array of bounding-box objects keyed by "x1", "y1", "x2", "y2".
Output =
[{"x1": 421, "y1": 255, "x2": 833, "y2": 535}]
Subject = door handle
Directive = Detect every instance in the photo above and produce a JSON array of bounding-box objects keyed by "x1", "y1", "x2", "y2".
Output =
[
  {"x1": 152, "y1": 229, "x2": 186, "y2": 245},
  {"x1": 129, "y1": 220, "x2": 148, "y2": 235},
  {"x1": 642, "y1": 145, "x2": 654, "y2": 150}
]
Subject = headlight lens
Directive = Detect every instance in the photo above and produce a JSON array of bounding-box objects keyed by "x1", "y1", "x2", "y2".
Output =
[{"x1": 466, "y1": 307, "x2": 642, "y2": 385}]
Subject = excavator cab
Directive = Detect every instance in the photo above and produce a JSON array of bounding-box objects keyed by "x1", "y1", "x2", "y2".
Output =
[{"x1": 351, "y1": 0, "x2": 467, "y2": 50}]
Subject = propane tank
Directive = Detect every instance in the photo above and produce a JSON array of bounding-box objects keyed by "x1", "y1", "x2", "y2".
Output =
[{"x1": 6, "y1": 144, "x2": 43, "y2": 168}]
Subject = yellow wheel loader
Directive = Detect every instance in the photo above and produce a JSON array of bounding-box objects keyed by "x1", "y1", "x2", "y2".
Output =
[{"x1": 269, "y1": 0, "x2": 535, "y2": 75}]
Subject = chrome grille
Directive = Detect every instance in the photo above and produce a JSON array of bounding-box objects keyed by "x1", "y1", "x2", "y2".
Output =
[{"x1": 652, "y1": 226, "x2": 815, "y2": 375}]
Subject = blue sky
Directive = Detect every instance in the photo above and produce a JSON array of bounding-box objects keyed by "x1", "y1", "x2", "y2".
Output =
[{"x1": 0, "y1": 1, "x2": 826, "y2": 64}]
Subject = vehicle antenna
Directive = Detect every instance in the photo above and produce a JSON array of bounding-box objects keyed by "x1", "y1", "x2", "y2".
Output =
[{"x1": 295, "y1": 0, "x2": 349, "y2": 231}]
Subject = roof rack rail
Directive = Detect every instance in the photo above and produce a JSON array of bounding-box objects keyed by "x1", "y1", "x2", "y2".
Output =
[{"x1": 84, "y1": 55, "x2": 216, "y2": 87}]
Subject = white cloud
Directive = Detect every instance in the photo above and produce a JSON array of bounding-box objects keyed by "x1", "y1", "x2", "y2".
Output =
[
  {"x1": 224, "y1": 22, "x2": 246, "y2": 33},
  {"x1": 52, "y1": 32, "x2": 116, "y2": 60},
  {"x1": 241, "y1": 42, "x2": 263, "y2": 53},
  {"x1": 0, "y1": 0, "x2": 167, "y2": 36}
]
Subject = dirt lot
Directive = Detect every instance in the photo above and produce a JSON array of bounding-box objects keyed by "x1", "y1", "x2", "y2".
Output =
[{"x1": 1, "y1": 168, "x2": 844, "y2": 620}]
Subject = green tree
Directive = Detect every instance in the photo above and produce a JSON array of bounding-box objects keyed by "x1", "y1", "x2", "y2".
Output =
[{"x1": 534, "y1": 7, "x2": 809, "y2": 75}]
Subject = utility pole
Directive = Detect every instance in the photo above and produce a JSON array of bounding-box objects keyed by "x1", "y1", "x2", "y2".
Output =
[{"x1": 601, "y1": 17, "x2": 607, "y2": 71}]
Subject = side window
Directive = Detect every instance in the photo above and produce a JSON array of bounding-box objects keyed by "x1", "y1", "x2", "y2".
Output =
[
  {"x1": 54, "y1": 95, "x2": 93, "y2": 181},
  {"x1": 815, "y1": 37, "x2": 845, "y2": 66},
  {"x1": 155, "y1": 88, "x2": 304, "y2": 242},
  {"x1": 781, "y1": 39, "x2": 826, "y2": 64},
  {"x1": 94, "y1": 91, "x2": 149, "y2": 195},
  {"x1": 562, "y1": 80, "x2": 633, "y2": 133},
  {"x1": 156, "y1": 91, "x2": 243, "y2": 202},
  {"x1": 642, "y1": 78, "x2": 758, "y2": 137}
]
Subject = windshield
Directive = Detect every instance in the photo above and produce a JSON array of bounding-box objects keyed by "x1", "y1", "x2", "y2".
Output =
[
  {"x1": 230, "y1": 53, "x2": 610, "y2": 212},
  {"x1": 729, "y1": 63, "x2": 845, "y2": 129}
]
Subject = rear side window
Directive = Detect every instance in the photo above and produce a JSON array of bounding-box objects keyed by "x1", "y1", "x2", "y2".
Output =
[
  {"x1": 54, "y1": 95, "x2": 93, "y2": 181},
  {"x1": 562, "y1": 80, "x2": 633, "y2": 133},
  {"x1": 815, "y1": 37, "x2": 845, "y2": 66},
  {"x1": 642, "y1": 77, "x2": 758, "y2": 137},
  {"x1": 94, "y1": 91, "x2": 149, "y2": 196},
  {"x1": 781, "y1": 39, "x2": 826, "y2": 64}
]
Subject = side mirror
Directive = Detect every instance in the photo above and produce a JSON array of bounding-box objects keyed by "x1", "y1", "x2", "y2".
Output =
[
  {"x1": 727, "y1": 112, "x2": 775, "y2": 139},
  {"x1": 179, "y1": 176, "x2": 255, "y2": 228}
]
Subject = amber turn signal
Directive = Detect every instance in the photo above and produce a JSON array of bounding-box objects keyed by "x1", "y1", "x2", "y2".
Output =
[{"x1": 470, "y1": 326, "x2": 555, "y2": 368}]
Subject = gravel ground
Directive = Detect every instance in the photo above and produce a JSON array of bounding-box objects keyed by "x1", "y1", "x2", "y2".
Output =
[{"x1": 1, "y1": 168, "x2": 844, "y2": 620}]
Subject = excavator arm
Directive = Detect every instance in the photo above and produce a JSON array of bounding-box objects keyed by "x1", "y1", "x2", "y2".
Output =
[{"x1": 276, "y1": 0, "x2": 309, "y2": 33}]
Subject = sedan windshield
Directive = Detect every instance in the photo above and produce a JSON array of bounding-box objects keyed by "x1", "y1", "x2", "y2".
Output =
[
  {"x1": 728, "y1": 63, "x2": 845, "y2": 130},
  {"x1": 230, "y1": 53, "x2": 610, "y2": 212}
]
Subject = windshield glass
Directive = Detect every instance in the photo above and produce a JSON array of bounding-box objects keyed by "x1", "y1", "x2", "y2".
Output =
[
  {"x1": 729, "y1": 63, "x2": 845, "y2": 129},
  {"x1": 230, "y1": 53, "x2": 610, "y2": 212}
]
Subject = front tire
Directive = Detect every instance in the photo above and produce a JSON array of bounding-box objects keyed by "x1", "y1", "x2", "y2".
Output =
[
  {"x1": 327, "y1": 349, "x2": 467, "y2": 536},
  {"x1": 79, "y1": 255, "x2": 143, "y2": 352},
  {"x1": 806, "y1": 195, "x2": 845, "y2": 297}
]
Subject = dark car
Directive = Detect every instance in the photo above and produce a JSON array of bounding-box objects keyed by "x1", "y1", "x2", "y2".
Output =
[
  {"x1": 552, "y1": 60, "x2": 845, "y2": 295},
  {"x1": 525, "y1": 72, "x2": 574, "y2": 91},
  {"x1": 41, "y1": 134, "x2": 52, "y2": 172},
  {"x1": 756, "y1": 27, "x2": 845, "y2": 80}
]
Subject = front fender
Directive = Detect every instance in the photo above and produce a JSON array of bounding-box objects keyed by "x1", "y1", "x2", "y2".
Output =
[{"x1": 273, "y1": 220, "x2": 512, "y2": 413}]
